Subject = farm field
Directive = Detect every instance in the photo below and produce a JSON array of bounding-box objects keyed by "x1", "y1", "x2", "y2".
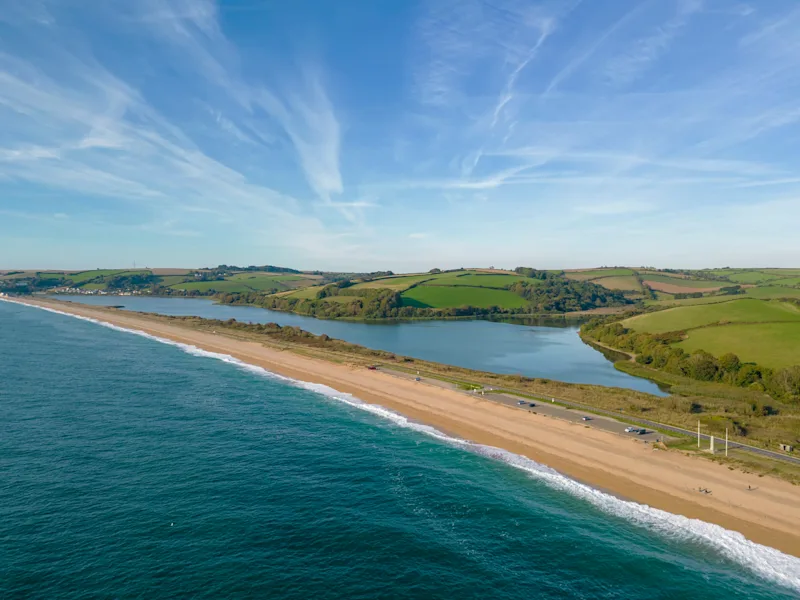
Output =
[
  {"x1": 756, "y1": 269, "x2": 800, "y2": 277},
  {"x1": 69, "y1": 269, "x2": 149, "y2": 284},
  {"x1": 773, "y1": 277, "x2": 800, "y2": 287},
  {"x1": 637, "y1": 270, "x2": 689, "y2": 279},
  {"x1": 743, "y1": 286, "x2": 800, "y2": 299},
  {"x1": 623, "y1": 299, "x2": 800, "y2": 334},
  {"x1": 168, "y1": 280, "x2": 259, "y2": 293},
  {"x1": 400, "y1": 285, "x2": 528, "y2": 309},
  {"x1": 564, "y1": 268, "x2": 633, "y2": 281},
  {"x1": 150, "y1": 268, "x2": 191, "y2": 275},
  {"x1": 641, "y1": 274, "x2": 722, "y2": 289},
  {"x1": 645, "y1": 295, "x2": 740, "y2": 308},
  {"x1": 591, "y1": 276, "x2": 642, "y2": 291},
  {"x1": 281, "y1": 285, "x2": 326, "y2": 299},
  {"x1": 349, "y1": 273, "x2": 437, "y2": 290},
  {"x1": 424, "y1": 273, "x2": 529, "y2": 288},
  {"x1": 157, "y1": 275, "x2": 191, "y2": 286},
  {"x1": 169, "y1": 272, "x2": 316, "y2": 294},
  {"x1": 677, "y1": 323, "x2": 800, "y2": 369},
  {"x1": 724, "y1": 271, "x2": 785, "y2": 284}
]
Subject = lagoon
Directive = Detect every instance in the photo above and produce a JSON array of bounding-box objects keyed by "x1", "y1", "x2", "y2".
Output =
[{"x1": 53, "y1": 295, "x2": 666, "y2": 395}]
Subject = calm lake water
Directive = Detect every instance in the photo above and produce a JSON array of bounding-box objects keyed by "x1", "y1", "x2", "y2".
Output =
[{"x1": 53, "y1": 295, "x2": 666, "y2": 395}]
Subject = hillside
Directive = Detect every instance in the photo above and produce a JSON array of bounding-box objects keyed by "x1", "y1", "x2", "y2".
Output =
[
  {"x1": 218, "y1": 268, "x2": 630, "y2": 319},
  {"x1": 583, "y1": 297, "x2": 800, "y2": 403}
]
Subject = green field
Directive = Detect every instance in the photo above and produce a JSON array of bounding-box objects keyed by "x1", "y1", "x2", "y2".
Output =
[
  {"x1": 169, "y1": 280, "x2": 258, "y2": 293},
  {"x1": 757, "y1": 269, "x2": 800, "y2": 277},
  {"x1": 773, "y1": 277, "x2": 800, "y2": 287},
  {"x1": 69, "y1": 269, "x2": 148, "y2": 284},
  {"x1": 640, "y1": 274, "x2": 721, "y2": 289},
  {"x1": 349, "y1": 273, "x2": 438, "y2": 291},
  {"x1": 637, "y1": 270, "x2": 689, "y2": 278},
  {"x1": 170, "y1": 272, "x2": 314, "y2": 293},
  {"x1": 565, "y1": 268, "x2": 633, "y2": 280},
  {"x1": 646, "y1": 295, "x2": 736, "y2": 308},
  {"x1": 157, "y1": 275, "x2": 191, "y2": 286},
  {"x1": 592, "y1": 276, "x2": 642, "y2": 291},
  {"x1": 282, "y1": 285, "x2": 327, "y2": 299},
  {"x1": 424, "y1": 273, "x2": 529, "y2": 288},
  {"x1": 742, "y1": 286, "x2": 800, "y2": 299},
  {"x1": 624, "y1": 299, "x2": 800, "y2": 334},
  {"x1": 678, "y1": 323, "x2": 800, "y2": 369},
  {"x1": 227, "y1": 273, "x2": 309, "y2": 283},
  {"x1": 724, "y1": 271, "x2": 784, "y2": 284},
  {"x1": 400, "y1": 285, "x2": 529, "y2": 309}
]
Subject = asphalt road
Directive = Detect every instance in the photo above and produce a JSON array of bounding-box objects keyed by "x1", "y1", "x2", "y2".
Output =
[
  {"x1": 382, "y1": 368, "x2": 668, "y2": 444},
  {"x1": 379, "y1": 366, "x2": 800, "y2": 466}
]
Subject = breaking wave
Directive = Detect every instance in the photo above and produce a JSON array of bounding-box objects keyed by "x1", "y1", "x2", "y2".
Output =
[{"x1": 6, "y1": 297, "x2": 800, "y2": 592}]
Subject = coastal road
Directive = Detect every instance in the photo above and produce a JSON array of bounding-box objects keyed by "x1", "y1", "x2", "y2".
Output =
[
  {"x1": 380, "y1": 368, "x2": 669, "y2": 444},
  {"x1": 378, "y1": 366, "x2": 800, "y2": 467}
]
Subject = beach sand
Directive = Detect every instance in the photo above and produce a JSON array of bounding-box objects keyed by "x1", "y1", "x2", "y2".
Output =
[{"x1": 14, "y1": 297, "x2": 800, "y2": 557}]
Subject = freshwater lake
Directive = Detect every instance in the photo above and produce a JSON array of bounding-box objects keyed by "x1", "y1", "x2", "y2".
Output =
[{"x1": 53, "y1": 295, "x2": 667, "y2": 396}]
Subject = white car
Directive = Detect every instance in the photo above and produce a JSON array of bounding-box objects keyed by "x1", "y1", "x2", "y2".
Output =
[{"x1": 624, "y1": 426, "x2": 637, "y2": 433}]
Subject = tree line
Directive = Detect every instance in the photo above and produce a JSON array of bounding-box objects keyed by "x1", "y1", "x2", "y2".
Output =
[
  {"x1": 217, "y1": 270, "x2": 630, "y2": 319},
  {"x1": 582, "y1": 319, "x2": 800, "y2": 402}
]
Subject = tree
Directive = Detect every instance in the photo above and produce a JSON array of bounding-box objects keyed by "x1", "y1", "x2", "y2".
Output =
[{"x1": 718, "y1": 352, "x2": 741, "y2": 374}]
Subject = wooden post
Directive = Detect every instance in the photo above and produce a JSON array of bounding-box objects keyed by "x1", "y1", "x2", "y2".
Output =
[
  {"x1": 710, "y1": 435, "x2": 715, "y2": 454},
  {"x1": 725, "y1": 428, "x2": 728, "y2": 457},
  {"x1": 697, "y1": 420, "x2": 701, "y2": 448}
]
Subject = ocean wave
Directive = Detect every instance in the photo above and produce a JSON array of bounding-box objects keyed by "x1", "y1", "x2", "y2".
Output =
[{"x1": 6, "y1": 297, "x2": 800, "y2": 592}]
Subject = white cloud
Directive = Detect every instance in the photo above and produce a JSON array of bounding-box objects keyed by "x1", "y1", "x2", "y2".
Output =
[{"x1": 604, "y1": 0, "x2": 704, "y2": 86}]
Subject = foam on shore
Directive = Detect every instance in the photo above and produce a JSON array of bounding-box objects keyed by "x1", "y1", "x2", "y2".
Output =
[{"x1": 6, "y1": 297, "x2": 800, "y2": 592}]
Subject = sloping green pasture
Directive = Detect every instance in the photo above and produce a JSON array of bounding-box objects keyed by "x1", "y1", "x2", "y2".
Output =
[
  {"x1": 424, "y1": 273, "x2": 530, "y2": 288},
  {"x1": 592, "y1": 276, "x2": 642, "y2": 291},
  {"x1": 565, "y1": 268, "x2": 633, "y2": 281},
  {"x1": 624, "y1": 299, "x2": 800, "y2": 334},
  {"x1": 678, "y1": 323, "x2": 800, "y2": 369},
  {"x1": 400, "y1": 286, "x2": 528, "y2": 309},
  {"x1": 640, "y1": 274, "x2": 721, "y2": 289}
]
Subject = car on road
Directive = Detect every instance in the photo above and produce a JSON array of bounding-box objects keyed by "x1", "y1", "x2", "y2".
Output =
[
  {"x1": 624, "y1": 426, "x2": 647, "y2": 435},
  {"x1": 529, "y1": 403, "x2": 536, "y2": 407},
  {"x1": 517, "y1": 400, "x2": 526, "y2": 405},
  {"x1": 582, "y1": 416, "x2": 591, "y2": 421}
]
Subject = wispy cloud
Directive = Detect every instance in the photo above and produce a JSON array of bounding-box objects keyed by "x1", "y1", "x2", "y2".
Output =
[
  {"x1": 604, "y1": 0, "x2": 704, "y2": 86},
  {"x1": 255, "y1": 70, "x2": 343, "y2": 206},
  {"x1": 2, "y1": 0, "x2": 800, "y2": 269},
  {"x1": 544, "y1": 3, "x2": 646, "y2": 95}
]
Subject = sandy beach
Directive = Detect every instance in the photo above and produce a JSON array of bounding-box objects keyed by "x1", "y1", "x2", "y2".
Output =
[{"x1": 12, "y1": 296, "x2": 800, "y2": 557}]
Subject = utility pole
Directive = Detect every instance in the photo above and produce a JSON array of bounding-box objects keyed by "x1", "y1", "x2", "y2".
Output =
[
  {"x1": 697, "y1": 420, "x2": 701, "y2": 448},
  {"x1": 725, "y1": 428, "x2": 729, "y2": 457}
]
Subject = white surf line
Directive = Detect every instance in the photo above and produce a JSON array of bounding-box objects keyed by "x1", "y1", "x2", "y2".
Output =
[{"x1": 5, "y1": 297, "x2": 800, "y2": 592}]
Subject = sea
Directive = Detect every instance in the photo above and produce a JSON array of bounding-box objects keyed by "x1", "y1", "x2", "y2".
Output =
[{"x1": 2, "y1": 299, "x2": 799, "y2": 599}]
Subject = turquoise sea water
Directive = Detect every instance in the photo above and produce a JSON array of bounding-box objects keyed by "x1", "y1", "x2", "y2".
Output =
[{"x1": 2, "y1": 299, "x2": 799, "y2": 599}]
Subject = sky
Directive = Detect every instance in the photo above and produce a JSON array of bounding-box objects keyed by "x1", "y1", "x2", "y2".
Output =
[{"x1": 1, "y1": 0, "x2": 799, "y2": 271}]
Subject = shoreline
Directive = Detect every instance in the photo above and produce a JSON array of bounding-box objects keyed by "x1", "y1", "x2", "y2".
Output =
[{"x1": 8, "y1": 296, "x2": 800, "y2": 560}]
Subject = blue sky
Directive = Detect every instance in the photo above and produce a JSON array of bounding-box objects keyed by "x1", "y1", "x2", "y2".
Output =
[{"x1": 1, "y1": 0, "x2": 799, "y2": 271}]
